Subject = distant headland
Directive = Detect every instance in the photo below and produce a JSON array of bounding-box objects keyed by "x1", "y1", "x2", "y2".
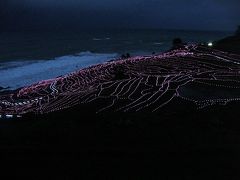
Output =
[{"x1": 214, "y1": 26, "x2": 240, "y2": 54}]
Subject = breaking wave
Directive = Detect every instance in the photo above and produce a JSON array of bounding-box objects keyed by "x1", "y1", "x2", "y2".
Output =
[{"x1": 0, "y1": 51, "x2": 118, "y2": 90}]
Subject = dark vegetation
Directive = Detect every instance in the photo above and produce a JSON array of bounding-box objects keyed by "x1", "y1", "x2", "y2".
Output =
[
  {"x1": 235, "y1": 26, "x2": 240, "y2": 36},
  {"x1": 214, "y1": 26, "x2": 240, "y2": 55},
  {"x1": 113, "y1": 65, "x2": 129, "y2": 80}
]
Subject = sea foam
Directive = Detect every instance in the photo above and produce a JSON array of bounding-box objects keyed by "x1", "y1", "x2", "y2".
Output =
[{"x1": 0, "y1": 52, "x2": 117, "y2": 90}]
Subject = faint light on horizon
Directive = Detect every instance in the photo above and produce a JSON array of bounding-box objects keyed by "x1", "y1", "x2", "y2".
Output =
[{"x1": 208, "y1": 42, "x2": 213, "y2": 47}]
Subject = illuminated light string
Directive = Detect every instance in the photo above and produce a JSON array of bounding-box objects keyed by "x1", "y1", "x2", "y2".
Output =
[{"x1": 0, "y1": 44, "x2": 240, "y2": 117}]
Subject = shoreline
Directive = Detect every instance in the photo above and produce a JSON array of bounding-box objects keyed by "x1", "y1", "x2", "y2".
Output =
[{"x1": 1, "y1": 32, "x2": 238, "y2": 92}]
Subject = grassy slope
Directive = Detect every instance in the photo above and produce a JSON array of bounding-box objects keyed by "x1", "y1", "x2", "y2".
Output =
[{"x1": 215, "y1": 35, "x2": 240, "y2": 55}]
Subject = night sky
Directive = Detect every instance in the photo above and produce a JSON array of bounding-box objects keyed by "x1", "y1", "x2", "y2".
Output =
[{"x1": 0, "y1": 0, "x2": 240, "y2": 31}]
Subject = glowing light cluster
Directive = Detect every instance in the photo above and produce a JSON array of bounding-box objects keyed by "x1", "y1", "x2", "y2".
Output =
[
  {"x1": 0, "y1": 44, "x2": 240, "y2": 118},
  {"x1": 208, "y1": 42, "x2": 213, "y2": 47}
]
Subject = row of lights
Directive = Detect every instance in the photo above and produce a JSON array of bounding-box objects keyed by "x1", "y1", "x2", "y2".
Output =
[{"x1": 0, "y1": 114, "x2": 22, "y2": 119}]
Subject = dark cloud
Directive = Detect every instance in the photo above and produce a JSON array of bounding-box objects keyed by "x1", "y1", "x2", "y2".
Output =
[{"x1": 0, "y1": 0, "x2": 239, "y2": 31}]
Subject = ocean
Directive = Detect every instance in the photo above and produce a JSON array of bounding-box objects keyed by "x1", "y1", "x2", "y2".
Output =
[{"x1": 0, "y1": 29, "x2": 231, "y2": 90}]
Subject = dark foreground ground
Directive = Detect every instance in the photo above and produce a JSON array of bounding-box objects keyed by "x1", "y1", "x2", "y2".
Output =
[
  {"x1": 1, "y1": 39, "x2": 240, "y2": 178},
  {"x1": 1, "y1": 102, "x2": 240, "y2": 179}
]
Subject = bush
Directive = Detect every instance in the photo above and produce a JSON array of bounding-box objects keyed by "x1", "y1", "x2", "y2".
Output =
[{"x1": 235, "y1": 26, "x2": 240, "y2": 36}]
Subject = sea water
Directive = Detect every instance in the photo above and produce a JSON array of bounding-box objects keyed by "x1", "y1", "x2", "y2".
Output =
[{"x1": 0, "y1": 29, "x2": 231, "y2": 90}]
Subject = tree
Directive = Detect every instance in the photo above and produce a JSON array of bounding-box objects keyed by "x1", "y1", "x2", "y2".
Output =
[
  {"x1": 171, "y1": 38, "x2": 184, "y2": 50},
  {"x1": 113, "y1": 65, "x2": 128, "y2": 80},
  {"x1": 235, "y1": 26, "x2": 240, "y2": 36}
]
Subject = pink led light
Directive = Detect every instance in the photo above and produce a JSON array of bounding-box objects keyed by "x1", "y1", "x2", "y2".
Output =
[{"x1": 0, "y1": 44, "x2": 240, "y2": 116}]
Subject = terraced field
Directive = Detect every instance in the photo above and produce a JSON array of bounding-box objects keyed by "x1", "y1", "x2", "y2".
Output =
[{"x1": 1, "y1": 45, "x2": 240, "y2": 118}]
